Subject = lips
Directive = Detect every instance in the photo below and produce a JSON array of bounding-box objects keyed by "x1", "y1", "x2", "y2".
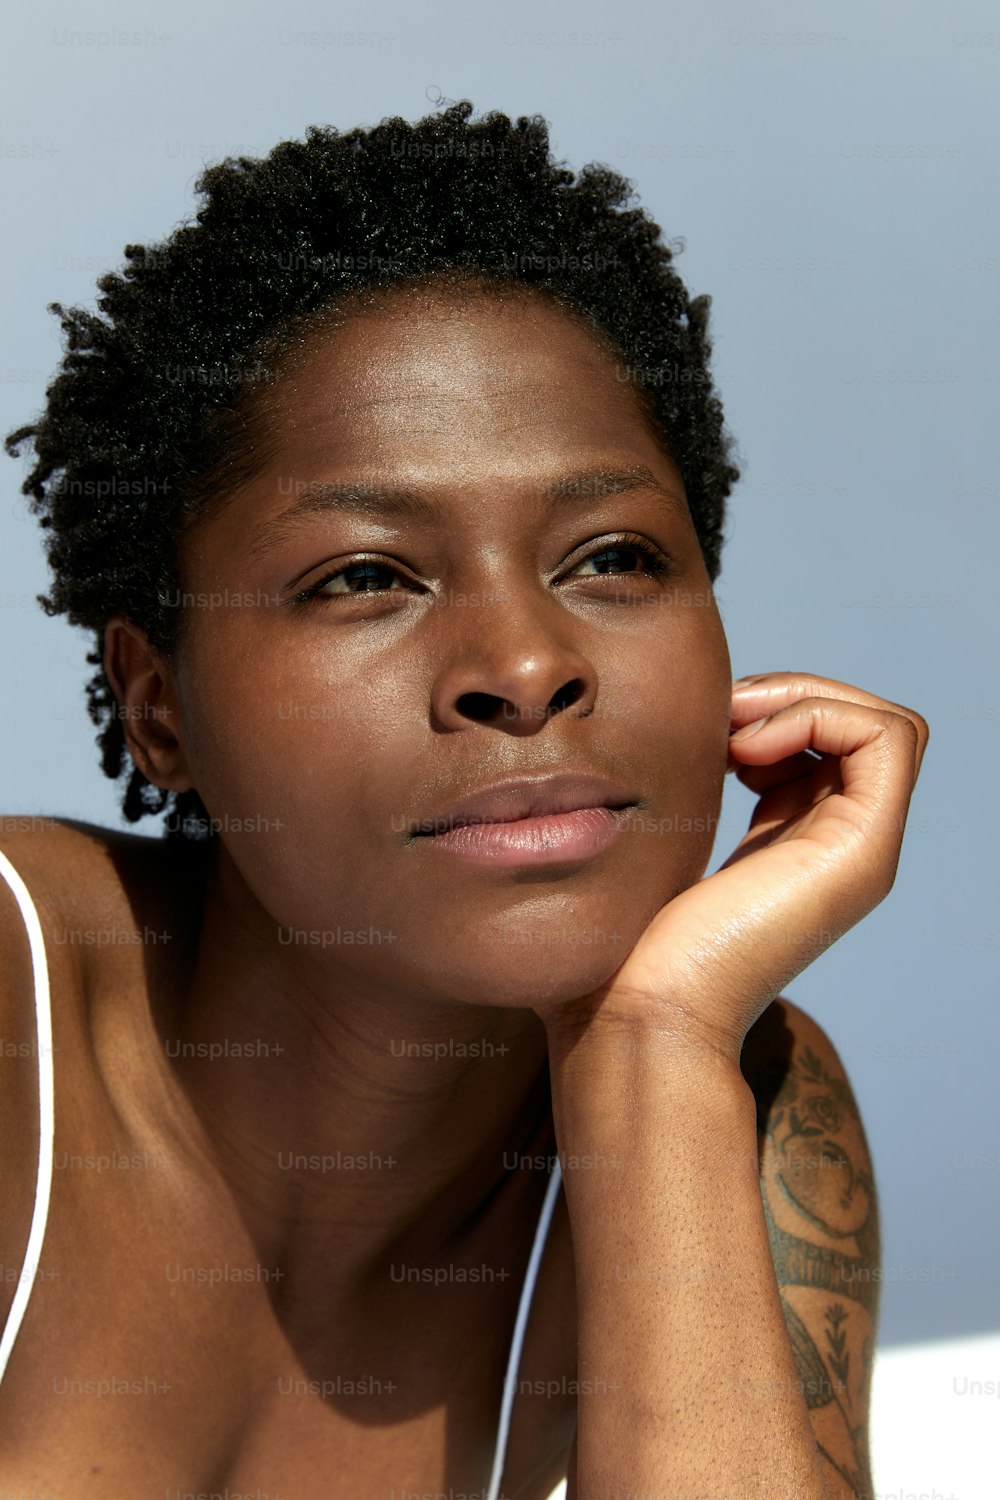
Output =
[{"x1": 409, "y1": 773, "x2": 638, "y2": 838}]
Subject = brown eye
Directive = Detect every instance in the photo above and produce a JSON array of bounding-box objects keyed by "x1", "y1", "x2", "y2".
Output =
[
  {"x1": 568, "y1": 533, "x2": 672, "y2": 581},
  {"x1": 292, "y1": 557, "x2": 411, "y2": 604},
  {"x1": 313, "y1": 561, "x2": 401, "y2": 595}
]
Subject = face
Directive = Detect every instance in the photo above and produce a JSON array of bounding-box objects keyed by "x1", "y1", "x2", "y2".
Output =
[{"x1": 141, "y1": 283, "x2": 733, "y2": 1010}]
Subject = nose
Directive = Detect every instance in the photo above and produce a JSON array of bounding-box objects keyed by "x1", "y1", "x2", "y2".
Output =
[{"x1": 428, "y1": 591, "x2": 599, "y2": 735}]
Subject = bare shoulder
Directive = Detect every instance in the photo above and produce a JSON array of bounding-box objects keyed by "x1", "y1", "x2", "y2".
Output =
[
  {"x1": 0, "y1": 812, "x2": 182, "y2": 1076},
  {"x1": 0, "y1": 814, "x2": 206, "y2": 969},
  {"x1": 0, "y1": 814, "x2": 164, "y2": 930},
  {"x1": 0, "y1": 818, "x2": 156, "y2": 1312},
  {"x1": 741, "y1": 996, "x2": 881, "y2": 1497},
  {"x1": 0, "y1": 817, "x2": 130, "y2": 1023},
  {"x1": 0, "y1": 816, "x2": 206, "y2": 1297},
  {"x1": 0, "y1": 811, "x2": 204, "y2": 1097},
  {"x1": 739, "y1": 995, "x2": 878, "y2": 1256},
  {"x1": 0, "y1": 811, "x2": 207, "y2": 1091},
  {"x1": 740, "y1": 994, "x2": 872, "y2": 1141},
  {"x1": 741, "y1": 994, "x2": 844, "y2": 1080}
]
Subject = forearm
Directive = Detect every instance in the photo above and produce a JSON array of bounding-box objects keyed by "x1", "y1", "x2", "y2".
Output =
[{"x1": 546, "y1": 1015, "x2": 829, "y2": 1500}]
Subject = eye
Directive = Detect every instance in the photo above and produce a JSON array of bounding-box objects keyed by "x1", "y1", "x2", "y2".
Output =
[
  {"x1": 567, "y1": 533, "x2": 673, "y2": 581},
  {"x1": 290, "y1": 532, "x2": 674, "y2": 608},
  {"x1": 291, "y1": 558, "x2": 412, "y2": 604}
]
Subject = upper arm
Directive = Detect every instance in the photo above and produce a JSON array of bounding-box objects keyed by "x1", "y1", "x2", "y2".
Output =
[{"x1": 741, "y1": 997, "x2": 880, "y2": 1500}]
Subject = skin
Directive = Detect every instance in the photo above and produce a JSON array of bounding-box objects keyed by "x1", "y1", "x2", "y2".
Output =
[
  {"x1": 102, "y1": 281, "x2": 734, "y2": 1310},
  {"x1": 0, "y1": 280, "x2": 928, "y2": 1497}
]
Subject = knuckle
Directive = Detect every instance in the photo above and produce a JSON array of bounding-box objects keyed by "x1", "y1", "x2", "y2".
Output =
[
  {"x1": 910, "y1": 709, "x2": 930, "y2": 742},
  {"x1": 886, "y1": 699, "x2": 930, "y2": 738},
  {"x1": 868, "y1": 706, "x2": 919, "y2": 743},
  {"x1": 892, "y1": 712, "x2": 922, "y2": 746}
]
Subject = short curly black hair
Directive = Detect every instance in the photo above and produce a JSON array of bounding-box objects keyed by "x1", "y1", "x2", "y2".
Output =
[{"x1": 5, "y1": 99, "x2": 740, "y2": 843}]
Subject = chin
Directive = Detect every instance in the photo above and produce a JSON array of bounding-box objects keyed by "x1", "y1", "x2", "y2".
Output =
[{"x1": 402, "y1": 909, "x2": 648, "y2": 1012}]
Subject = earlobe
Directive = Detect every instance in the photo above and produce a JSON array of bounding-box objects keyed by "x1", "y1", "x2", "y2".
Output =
[{"x1": 102, "y1": 613, "x2": 195, "y2": 794}]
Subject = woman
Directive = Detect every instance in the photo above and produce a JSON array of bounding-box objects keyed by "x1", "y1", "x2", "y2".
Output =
[{"x1": 0, "y1": 101, "x2": 927, "y2": 1498}]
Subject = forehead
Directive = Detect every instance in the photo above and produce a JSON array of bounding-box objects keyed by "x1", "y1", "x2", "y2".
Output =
[{"x1": 260, "y1": 283, "x2": 673, "y2": 478}]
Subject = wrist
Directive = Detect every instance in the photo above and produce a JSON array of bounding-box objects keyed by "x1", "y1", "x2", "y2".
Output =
[{"x1": 543, "y1": 1004, "x2": 754, "y2": 1115}]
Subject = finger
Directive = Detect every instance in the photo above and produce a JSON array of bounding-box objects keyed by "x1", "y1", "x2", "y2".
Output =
[
  {"x1": 732, "y1": 673, "x2": 929, "y2": 785},
  {"x1": 729, "y1": 696, "x2": 921, "y2": 878},
  {"x1": 727, "y1": 747, "x2": 823, "y2": 786},
  {"x1": 739, "y1": 756, "x2": 846, "y2": 839}
]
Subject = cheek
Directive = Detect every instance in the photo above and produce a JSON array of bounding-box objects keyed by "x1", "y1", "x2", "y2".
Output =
[
  {"x1": 632, "y1": 602, "x2": 733, "y2": 876},
  {"x1": 175, "y1": 619, "x2": 412, "y2": 860},
  {"x1": 172, "y1": 598, "x2": 732, "y2": 951},
  {"x1": 174, "y1": 654, "x2": 397, "y2": 940},
  {"x1": 178, "y1": 644, "x2": 384, "y2": 831}
]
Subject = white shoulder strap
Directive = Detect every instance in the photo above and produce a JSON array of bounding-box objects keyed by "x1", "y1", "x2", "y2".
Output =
[
  {"x1": 0, "y1": 848, "x2": 56, "y2": 1384},
  {"x1": 485, "y1": 1152, "x2": 563, "y2": 1500}
]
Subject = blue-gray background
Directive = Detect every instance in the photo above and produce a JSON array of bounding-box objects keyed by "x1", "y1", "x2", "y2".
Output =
[{"x1": 1, "y1": 0, "x2": 996, "y2": 1351}]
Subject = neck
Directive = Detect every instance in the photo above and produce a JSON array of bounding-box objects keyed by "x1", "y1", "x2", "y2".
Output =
[{"x1": 162, "y1": 837, "x2": 553, "y2": 1292}]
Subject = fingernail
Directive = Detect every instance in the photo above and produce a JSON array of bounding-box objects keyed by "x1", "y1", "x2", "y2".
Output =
[{"x1": 730, "y1": 717, "x2": 768, "y2": 742}]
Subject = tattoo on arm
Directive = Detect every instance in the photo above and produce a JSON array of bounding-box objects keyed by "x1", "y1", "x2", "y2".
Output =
[{"x1": 744, "y1": 1029, "x2": 880, "y2": 1497}]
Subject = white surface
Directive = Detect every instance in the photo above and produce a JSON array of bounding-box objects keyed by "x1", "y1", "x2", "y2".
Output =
[{"x1": 870, "y1": 1332, "x2": 1000, "y2": 1500}]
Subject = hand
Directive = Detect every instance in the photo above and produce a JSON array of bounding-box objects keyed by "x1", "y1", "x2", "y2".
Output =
[{"x1": 545, "y1": 672, "x2": 929, "y2": 1062}]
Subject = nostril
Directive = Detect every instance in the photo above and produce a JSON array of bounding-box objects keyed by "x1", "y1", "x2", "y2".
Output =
[
  {"x1": 455, "y1": 680, "x2": 587, "y2": 725},
  {"x1": 456, "y1": 691, "x2": 504, "y2": 722},
  {"x1": 550, "y1": 678, "x2": 584, "y2": 712}
]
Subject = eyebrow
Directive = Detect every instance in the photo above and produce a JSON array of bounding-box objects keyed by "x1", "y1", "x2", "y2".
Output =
[{"x1": 247, "y1": 464, "x2": 688, "y2": 561}]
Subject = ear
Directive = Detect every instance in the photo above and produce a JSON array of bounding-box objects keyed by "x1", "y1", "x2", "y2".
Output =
[{"x1": 102, "y1": 613, "x2": 195, "y2": 794}]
